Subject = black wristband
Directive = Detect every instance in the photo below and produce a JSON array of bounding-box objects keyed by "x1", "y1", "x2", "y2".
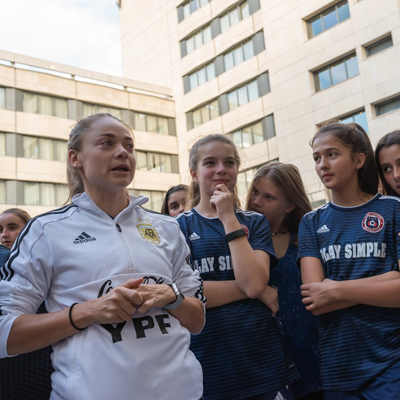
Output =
[
  {"x1": 225, "y1": 228, "x2": 246, "y2": 243},
  {"x1": 69, "y1": 303, "x2": 86, "y2": 331}
]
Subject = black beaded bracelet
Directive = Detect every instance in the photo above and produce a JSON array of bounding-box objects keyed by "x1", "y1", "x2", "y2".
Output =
[
  {"x1": 225, "y1": 228, "x2": 246, "y2": 243},
  {"x1": 69, "y1": 303, "x2": 87, "y2": 331}
]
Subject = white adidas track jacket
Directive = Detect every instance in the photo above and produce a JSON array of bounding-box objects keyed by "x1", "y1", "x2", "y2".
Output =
[{"x1": 0, "y1": 193, "x2": 205, "y2": 400}]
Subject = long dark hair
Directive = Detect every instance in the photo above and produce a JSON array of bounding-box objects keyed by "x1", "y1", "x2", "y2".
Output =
[
  {"x1": 311, "y1": 122, "x2": 378, "y2": 196},
  {"x1": 375, "y1": 130, "x2": 400, "y2": 196},
  {"x1": 161, "y1": 185, "x2": 189, "y2": 215}
]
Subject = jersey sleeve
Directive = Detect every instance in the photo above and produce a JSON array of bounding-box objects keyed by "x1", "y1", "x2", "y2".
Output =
[
  {"x1": 171, "y1": 227, "x2": 206, "y2": 307},
  {"x1": 297, "y1": 214, "x2": 323, "y2": 263},
  {"x1": 394, "y1": 202, "x2": 400, "y2": 262},
  {"x1": 0, "y1": 220, "x2": 53, "y2": 357},
  {"x1": 248, "y1": 214, "x2": 277, "y2": 267}
]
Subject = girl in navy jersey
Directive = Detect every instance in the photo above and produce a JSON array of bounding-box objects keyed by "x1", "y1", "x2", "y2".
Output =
[
  {"x1": 299, "y1": 122, "x2": 400, "y2": 400},
  {"x1": 301, "y1": 130, "x2": 400, "y2": 310},
  {"x1": 246, "y1": 162, "x2": 322, "y2": 400},
  {"x1": 177, "y1": 134, "x2": 298, "y2": 400}
]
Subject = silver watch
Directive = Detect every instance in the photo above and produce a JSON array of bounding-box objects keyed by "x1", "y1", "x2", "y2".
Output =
[{"x1": 164, "y1": 283, "x2": 185, "y2": 309}]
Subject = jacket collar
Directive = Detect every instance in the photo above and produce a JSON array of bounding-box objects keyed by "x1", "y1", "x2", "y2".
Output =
[{"x1": 72, "y1": 192, "x2": 149, "y2": 220}]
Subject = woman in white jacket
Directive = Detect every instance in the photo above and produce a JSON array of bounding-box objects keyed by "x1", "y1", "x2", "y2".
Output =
[{"x1": 0, "y1": 113, "x2": 205, "y2": 400}]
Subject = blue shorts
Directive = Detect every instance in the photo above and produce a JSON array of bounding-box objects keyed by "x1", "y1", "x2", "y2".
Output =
[
  {"x1": 324, "y1": 358, "x2": 400, "y2": 400},
  {"x1": 244, "y1": 386, "x2": 294, "y2": 400}
]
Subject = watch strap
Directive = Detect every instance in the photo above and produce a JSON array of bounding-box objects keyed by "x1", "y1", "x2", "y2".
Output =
[
  {"x1": 164, "y1": 283, "x2": 185, "y2": 309},
  {"x1": 225, "y1": 228, "x2": 246, "y2": 243}
]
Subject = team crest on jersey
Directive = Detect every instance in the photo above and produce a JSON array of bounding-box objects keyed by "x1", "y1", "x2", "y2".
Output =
[
  {"x1": 137, "y1": 220, "x2": 160, "y2": 244},
  {"x1": 362, "y1": 212, "x2": 384, "y2": 233},
  {"x1": 241, "y1": 224, "x2": 250, "y2": 239}
]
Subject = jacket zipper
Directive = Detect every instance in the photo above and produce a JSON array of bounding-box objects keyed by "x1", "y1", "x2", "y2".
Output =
[{"x1": 116, "y1": 223, "x2": 134, "y2": 270}]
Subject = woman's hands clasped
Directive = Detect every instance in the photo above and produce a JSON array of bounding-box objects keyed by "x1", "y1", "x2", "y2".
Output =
[{"x1": 77, "y1": 279, "x2": 177, "y2": 328}]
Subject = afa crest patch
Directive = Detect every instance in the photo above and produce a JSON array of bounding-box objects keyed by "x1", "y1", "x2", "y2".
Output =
[
  {"x1": 137, "y1": 220, "x2": 160, "y2": 244},
  {"x1": 362, "y1": 212, "x2": 384, "y2": 233}
]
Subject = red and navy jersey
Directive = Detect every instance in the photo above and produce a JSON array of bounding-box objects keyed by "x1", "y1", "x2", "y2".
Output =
[
  {"x1": 298, "y1": 194, "x2": 400, "y2": 390},
  {"x1": 177, "y1": 208, "x2": 298, "y2": 399}
]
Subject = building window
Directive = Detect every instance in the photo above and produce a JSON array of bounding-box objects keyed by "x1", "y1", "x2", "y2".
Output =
[
  {"x1": 339, "y1": 110, "x2": 369, "y2": 133},
  {"x1": 238, "y1": 166, "x2": 258, "y2": 197},
  {"x1": 228, "y1": 116, "x2": 275, "y2": 148},
  {"x1": 0, "y1": 180, "x2": 5, "y2": 204},
  {"x1": 128, "y1": 189, "x2": 165, "y2": 211},
  {"x1": 23, "y1": 136, "x2": 68, "y2": 162},
  {"x1": 82, "y1": 103, "x2": 122, "y2": 119},
  {"x1": 136, "y1": 151, "x2": 178, "y2": 173},
  {"x1": 228, "y1": 79, "x2": 259, "y2": 110},
  {"x1": 183, "y1": 31, "x2": 264, "y2": 93},
  {"x1": 0, "y1": 133, "x2": 5, "y2": 156},
  {"x1": 188, "y1": 62, "x2": 216, "y2": 91},
  {"x1": 365, "y1": 34, "x2": 393, "y2": 57},
  {"x1": 24, "y1": 182, "x2": 68, "y2": 206},
  {"x1": 22, "y1": 92, "x2": 68, "y2": 119},
  {"x1": 0, "y1": 88, "x2": 5, "y2": 109},
  {"x1": 179, "y1": 0, "x2": 211, "y2": 22},
  {"x1": 192, "y1": 99, "x2": 219, "y2": 127},
  {"x1": 314, "y1": 54, "x2": 359, "y2": 92},
  {"x1": 220, "y1": 1, "x2": 250, "y2": 33},
  {"x1": 185, "y1": 25, "x2": 212, "y2": 55},
  {"x1": 224, "y1": 38, "x2": 255, "y2": 71},
  {"x1": 308, "y1": 1, "x2": 350, "y2": 38},
  {"x1": 376, "y1": 96, "x2": 400, "y2": 116},
  {"x1": 134, "y1": 113, "x2": 169, "y2": 135}
]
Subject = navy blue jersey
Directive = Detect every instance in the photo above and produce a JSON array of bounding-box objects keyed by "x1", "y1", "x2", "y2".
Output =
[
  {"x1": 0, "y1": 245, "x2": 9, "y2": 268},
  {"x1": 269, "y1": 238, "x2": 322, "y2": 397},
  {"x1": 298, "y1": 194, "x2": 400, "y2": 390},
  {"x1": 177, "y1": 208, "x2": 298, "y2": 400}
]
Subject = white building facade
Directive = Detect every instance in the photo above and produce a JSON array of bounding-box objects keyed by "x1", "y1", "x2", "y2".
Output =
[{"x1": 119, "y1": 0, "x2": 400, "y2": 206}]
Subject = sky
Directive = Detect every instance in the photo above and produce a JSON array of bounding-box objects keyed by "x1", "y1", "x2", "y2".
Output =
[{"x1": 0, "y1": 0, "x2": 122, "y2": 76}]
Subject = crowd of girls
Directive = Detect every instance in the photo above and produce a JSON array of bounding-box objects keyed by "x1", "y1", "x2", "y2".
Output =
[{"x1": 1, "y1": 113, "x2": 400, "y2": 400}]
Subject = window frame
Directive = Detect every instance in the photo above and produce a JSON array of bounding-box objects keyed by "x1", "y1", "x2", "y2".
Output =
[
  {"x1": 128, "y1": 189, "x2": 166, "y2": 211},
  {"x1": 338, "y1": 109, "x2": 369, "y2": 133},
  {"x1": 22, "y1": 91, "x2": 69, "y2": 119},
  {"x1": 365, "y1": 34, "x2": 393, "y2": 57},
  {"x1": 314, "y1": 53, "x2": 359, "y2": 92},
  {"x1": 179, "y1": 0, "x2": 211, "y2": 22},
  {"x1": 23, "y1": 182, "x2": 68, "y2": 206},
  {"x1": 223, "y1": 38, "x2": 254, "y2": 72},
  {"x1": 227, "y1": 79, "x2": 259, "y2": 111},
  {"x1": 220, "y1": 1, "x2": 250, "y2": 33},
  {"x1": 376, "y1": 96, "x2": 400, "y2": 117},
  {"x1": 82, "y1": 102, "x2": 122, "y2": 119},
  {"x1": 0, "y1": 87, "x2": 5, "y2": 109},
  {"x1": 0, "y1": 179, "x2": 6, "y2": 204},
  {"x1": 227, "y1": 116, "x2": 275, "y2": 148},
  {"x1": 185, "y1": 24, "x2": 212, "y2": 55},
  {"x1": 188, "y1": 61, "x2": 216, "y2": 91},
  {"x1": 192, "y1": 99, "x2": 220, "y2": 127},
  {"x1": 135, "y1": 151, "x2": 177, "y2": 173},
  {"x1": 22, "y1": 135, "x2": 68, "y2": 161},
  {"x1": 133, "y1": 112, "x2": 170, "y2": 135},
  {"x1": 307, "y1": 1, "x2": 350, "y2": 38}
]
